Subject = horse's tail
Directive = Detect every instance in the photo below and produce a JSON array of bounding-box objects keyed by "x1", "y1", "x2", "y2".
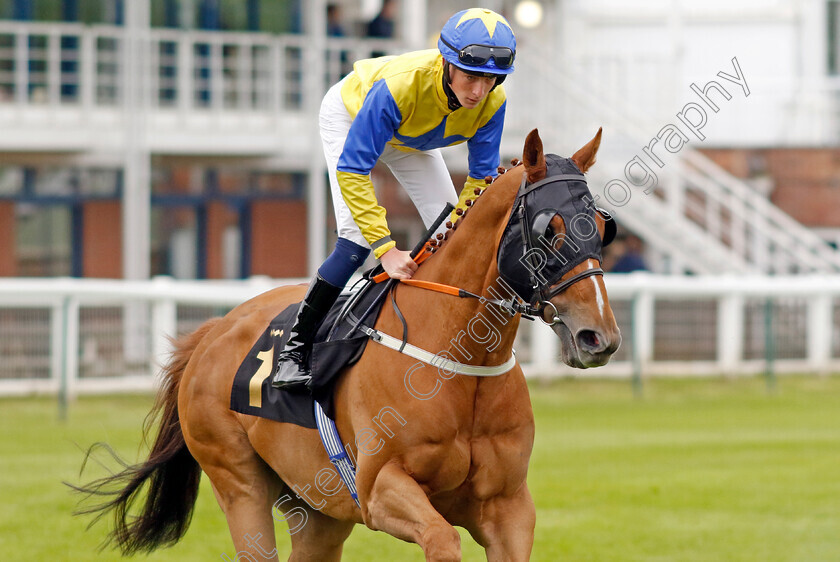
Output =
[{"x1": 70, "y1": 317, "x2": 222, "y2": 555}]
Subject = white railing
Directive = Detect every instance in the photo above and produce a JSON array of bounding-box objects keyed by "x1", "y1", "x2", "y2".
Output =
[
  {"x1": 0, "y1": 275, "x2": 838, "y2": 400},
  {"x1": 0, "y1": 21, "x2": 398, "y2": 111},
  {"x1": 0, "y1": 21, "x2": 398, "y2": 155}
]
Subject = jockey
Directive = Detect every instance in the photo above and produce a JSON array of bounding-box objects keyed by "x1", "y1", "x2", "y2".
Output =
[{"x1": 273, "y1": 8, "x2": 516, "y2": 391}]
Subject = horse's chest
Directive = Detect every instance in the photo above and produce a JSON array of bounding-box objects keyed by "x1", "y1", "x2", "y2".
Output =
[
  {"x1": 404, "y1": 425, "x2": 530, "y2": 501},
  {"x1": 466, "y1": 429, "x2": 531, "y2": 499}
]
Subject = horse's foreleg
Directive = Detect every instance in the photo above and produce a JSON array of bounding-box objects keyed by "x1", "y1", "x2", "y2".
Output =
[
  {"x1": 463, "y1": 484, "x2": 535, "y2": 562},
  {"x1": 364, "y1": 461, "x2": 462, "y2": 562}
]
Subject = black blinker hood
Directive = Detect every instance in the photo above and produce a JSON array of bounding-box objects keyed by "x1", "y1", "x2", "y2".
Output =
[{"x1": 497, "y1": 154, "x2": 607, "y2": 304}]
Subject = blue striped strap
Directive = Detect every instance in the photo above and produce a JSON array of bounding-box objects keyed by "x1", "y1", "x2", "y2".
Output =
[{"x1": 314, "y1": 401, "x2": 360, "y2": 508}]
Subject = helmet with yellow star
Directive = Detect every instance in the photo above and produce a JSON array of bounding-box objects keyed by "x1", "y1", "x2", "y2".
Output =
[{"x1": 438, "y1": 8, "x2": 516, "y2": 76}]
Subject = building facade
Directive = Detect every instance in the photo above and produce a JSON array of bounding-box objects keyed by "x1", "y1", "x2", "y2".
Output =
[{"x1": 2, "y1": 0, "x2": 840, "y2": 280}]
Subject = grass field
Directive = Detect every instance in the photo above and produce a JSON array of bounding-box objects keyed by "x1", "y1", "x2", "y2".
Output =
[{"x1": 1, "y1": 376, "x2": 839, "y2": 561}]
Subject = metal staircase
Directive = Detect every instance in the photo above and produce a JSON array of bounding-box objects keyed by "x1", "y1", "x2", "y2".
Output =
[{"x1": 503, "y1": 56, "x2": 840, "y2": 275}]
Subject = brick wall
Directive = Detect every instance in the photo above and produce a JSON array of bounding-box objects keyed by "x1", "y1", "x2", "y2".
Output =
[
  {"x1": 251, "y1": 200, "x2": 308, "y2": 278},
  {"x1": 83, "y1": 201, "x2": 122, "y2": 278},
  {"x1": 700, "y1": 148, "x2": 840, "y2": 228},
  {"x1": 206, "y1": 201, "x2": 238, "y2": 279},
  {"x1": 0, "y1": 203, "x2": 15, "y2": 276}
]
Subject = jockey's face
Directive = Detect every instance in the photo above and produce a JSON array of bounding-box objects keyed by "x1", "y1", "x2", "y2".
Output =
[{"x1": 448, "y1": 65, "x2": 497, "y2": 109}]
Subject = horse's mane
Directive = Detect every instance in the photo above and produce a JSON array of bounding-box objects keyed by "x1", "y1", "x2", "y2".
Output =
[{"x1": 423, "y1": 159, "x2": 522, "y2": 258}]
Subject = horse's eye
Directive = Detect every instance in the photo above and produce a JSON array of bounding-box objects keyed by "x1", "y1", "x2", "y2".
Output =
[
  {"x1": 530, "y1": 210, "x2": 563, "y2": 248},
  {"x1": 546, "y1": 214, "x2": 566, "y2": 250},
  {"x1": 544, "y1": 221, "x2": 555, "y2": 239}
]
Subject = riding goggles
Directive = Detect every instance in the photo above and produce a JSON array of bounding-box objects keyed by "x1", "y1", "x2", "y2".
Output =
[{"x1": 440, "y1": 36, "x2": 515, "y2": 70}]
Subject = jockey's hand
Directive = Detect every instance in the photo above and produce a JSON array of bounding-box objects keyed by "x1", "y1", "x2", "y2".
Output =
[{"x1": 380, "y1": 247, "x2": 418, "y2": 280}]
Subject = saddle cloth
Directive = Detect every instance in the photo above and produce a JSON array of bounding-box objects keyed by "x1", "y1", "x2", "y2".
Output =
[{"x1": 230, "y1": 276, "x2": 393, "y2": 425}]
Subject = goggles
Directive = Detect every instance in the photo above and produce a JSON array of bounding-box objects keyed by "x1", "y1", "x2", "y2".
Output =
[{"x1": 440, "y1": 36, "x2": 515, "y2": 70}]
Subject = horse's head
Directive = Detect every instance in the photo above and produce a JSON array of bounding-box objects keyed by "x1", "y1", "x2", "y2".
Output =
[{"x1": 497, "y1": 128, "x2": 621, "y2": 368}]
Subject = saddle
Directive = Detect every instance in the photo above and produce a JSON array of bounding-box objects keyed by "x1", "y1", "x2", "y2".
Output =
[
  {"x1": 231, "y1": 203, "x2": 455, "y2": 425},
  {"x1": 230, "y1": 269, "x2": 394, "y2": 425}
]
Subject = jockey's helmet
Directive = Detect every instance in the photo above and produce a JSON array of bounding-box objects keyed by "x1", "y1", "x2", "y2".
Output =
[{"x1": 438, "y1": 8, "x2": 516, "y2": 76}]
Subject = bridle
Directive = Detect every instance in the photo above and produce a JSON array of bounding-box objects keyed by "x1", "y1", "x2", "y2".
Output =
[
  {"x1": 373, "y1": 159, "x2": 614, "y2": 327},
  {"x1": 509, "y1": 172, "x2": 606, "y2": 324},
  {"x1": 536, "y1": 264, "x2": 604, "y2": 325},
  {"x1": 496, "y1": 156, "x2": 615, "y2": 325}
]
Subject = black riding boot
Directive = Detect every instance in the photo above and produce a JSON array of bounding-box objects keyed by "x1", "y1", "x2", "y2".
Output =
[{"x1": 271, "y1": 274, "x2": 342, "y2": 391}]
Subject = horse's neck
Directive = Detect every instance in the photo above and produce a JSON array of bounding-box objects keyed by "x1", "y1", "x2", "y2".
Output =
[
  {"x1": 405, "y1": 172, "x2": 523, "y2": 365},
  {"x1": 423, "y1": 174, "x2": 519, "y2": 289}
]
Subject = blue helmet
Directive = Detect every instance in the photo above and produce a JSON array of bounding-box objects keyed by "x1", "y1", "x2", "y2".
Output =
[{"x1": 438, "y1": 8, "x2": 516, "y2": 75}]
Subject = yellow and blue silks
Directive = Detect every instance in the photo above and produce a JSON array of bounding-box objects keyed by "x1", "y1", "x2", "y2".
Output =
[{"x1": 337, "y1": 49, "x2": 506, "y2": 257}]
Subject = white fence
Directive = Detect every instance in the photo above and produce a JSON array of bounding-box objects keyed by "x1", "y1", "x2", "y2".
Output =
[{"x1": 0, "y1": 275, "x2": 839, "y2": 400}]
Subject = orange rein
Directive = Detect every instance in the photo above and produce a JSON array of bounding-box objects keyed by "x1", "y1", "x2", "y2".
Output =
[
  {"x1": 370, "y1": 242, "x2": 541, "y2": 320},
  {"x1": 369, "y1": 245, "x2": 464, "y2": 298},
  {"x1": 369, "y1": 244, "x2": 520, "y2": 307}
]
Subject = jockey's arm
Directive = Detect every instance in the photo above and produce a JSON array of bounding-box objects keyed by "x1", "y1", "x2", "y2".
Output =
[{"x1": 335, "y1": 80, "x2": 402, "y2": 259}]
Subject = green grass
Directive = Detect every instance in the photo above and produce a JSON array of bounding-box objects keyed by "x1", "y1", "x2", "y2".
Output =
[{"x1": 2, "y1": 376, "x2": 840, "y2": 561}]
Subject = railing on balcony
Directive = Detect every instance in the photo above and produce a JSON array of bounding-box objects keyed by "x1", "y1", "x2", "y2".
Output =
[
  {"x1": 0, "y1": 21, "x2": 398, "y2": 113},
  {"x1": 3, "y1": 20, "x2": 840, "y2": 275}
]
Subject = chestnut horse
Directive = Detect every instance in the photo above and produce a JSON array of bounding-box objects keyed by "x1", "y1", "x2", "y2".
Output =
[{"x1": 75, "y1": 129, "x2": 620, "y2": 561}]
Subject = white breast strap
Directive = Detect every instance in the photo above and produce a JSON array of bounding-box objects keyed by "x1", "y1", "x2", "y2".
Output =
[{"x1": 359, "y1": 326, "x2": 517, "y2": 377}]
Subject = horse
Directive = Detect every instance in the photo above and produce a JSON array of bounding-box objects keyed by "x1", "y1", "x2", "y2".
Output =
[{"x1": 74, "y1": 128, "x2": 621, "y2": 561}]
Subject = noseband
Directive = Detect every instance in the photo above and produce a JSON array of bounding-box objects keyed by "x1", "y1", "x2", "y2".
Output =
[{"x1": 536, "y1": 266, "x2": 604, "y2": 325}]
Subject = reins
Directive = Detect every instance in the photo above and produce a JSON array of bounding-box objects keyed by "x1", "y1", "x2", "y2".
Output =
[
  {"x1": 356, "y1": 240, "x2": 520, "y2": 378},
  {"x1": 371, "y1": 242, "x2": 603, "y2": 327},
  {"x1": 372, "y1": 244, "x2": 539, "y2": 319}
]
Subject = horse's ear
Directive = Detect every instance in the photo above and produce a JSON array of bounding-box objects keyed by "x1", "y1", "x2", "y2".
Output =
[
  {"x1": 523, "y1": 128, "x2": 546, "y2": 183},
  {"x1": 571, "y1": 127, "x2": 603, "y2": 173}
]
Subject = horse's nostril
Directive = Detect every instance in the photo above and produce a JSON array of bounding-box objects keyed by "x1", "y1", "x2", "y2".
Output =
[{"x1": 578, "y1": 330, "x2": 602, "y2": 352}]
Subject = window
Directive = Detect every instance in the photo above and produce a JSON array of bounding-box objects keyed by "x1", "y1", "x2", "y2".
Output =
[
  {"x1": 16, "y1": 204, "x2": 72, "y2": 276},
  {"x1": 0, "y1": 165, "x2": 121, "y2": 277},
  {"x1": 829, "y1": 0, "x2": 840, "y2": 74}
]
